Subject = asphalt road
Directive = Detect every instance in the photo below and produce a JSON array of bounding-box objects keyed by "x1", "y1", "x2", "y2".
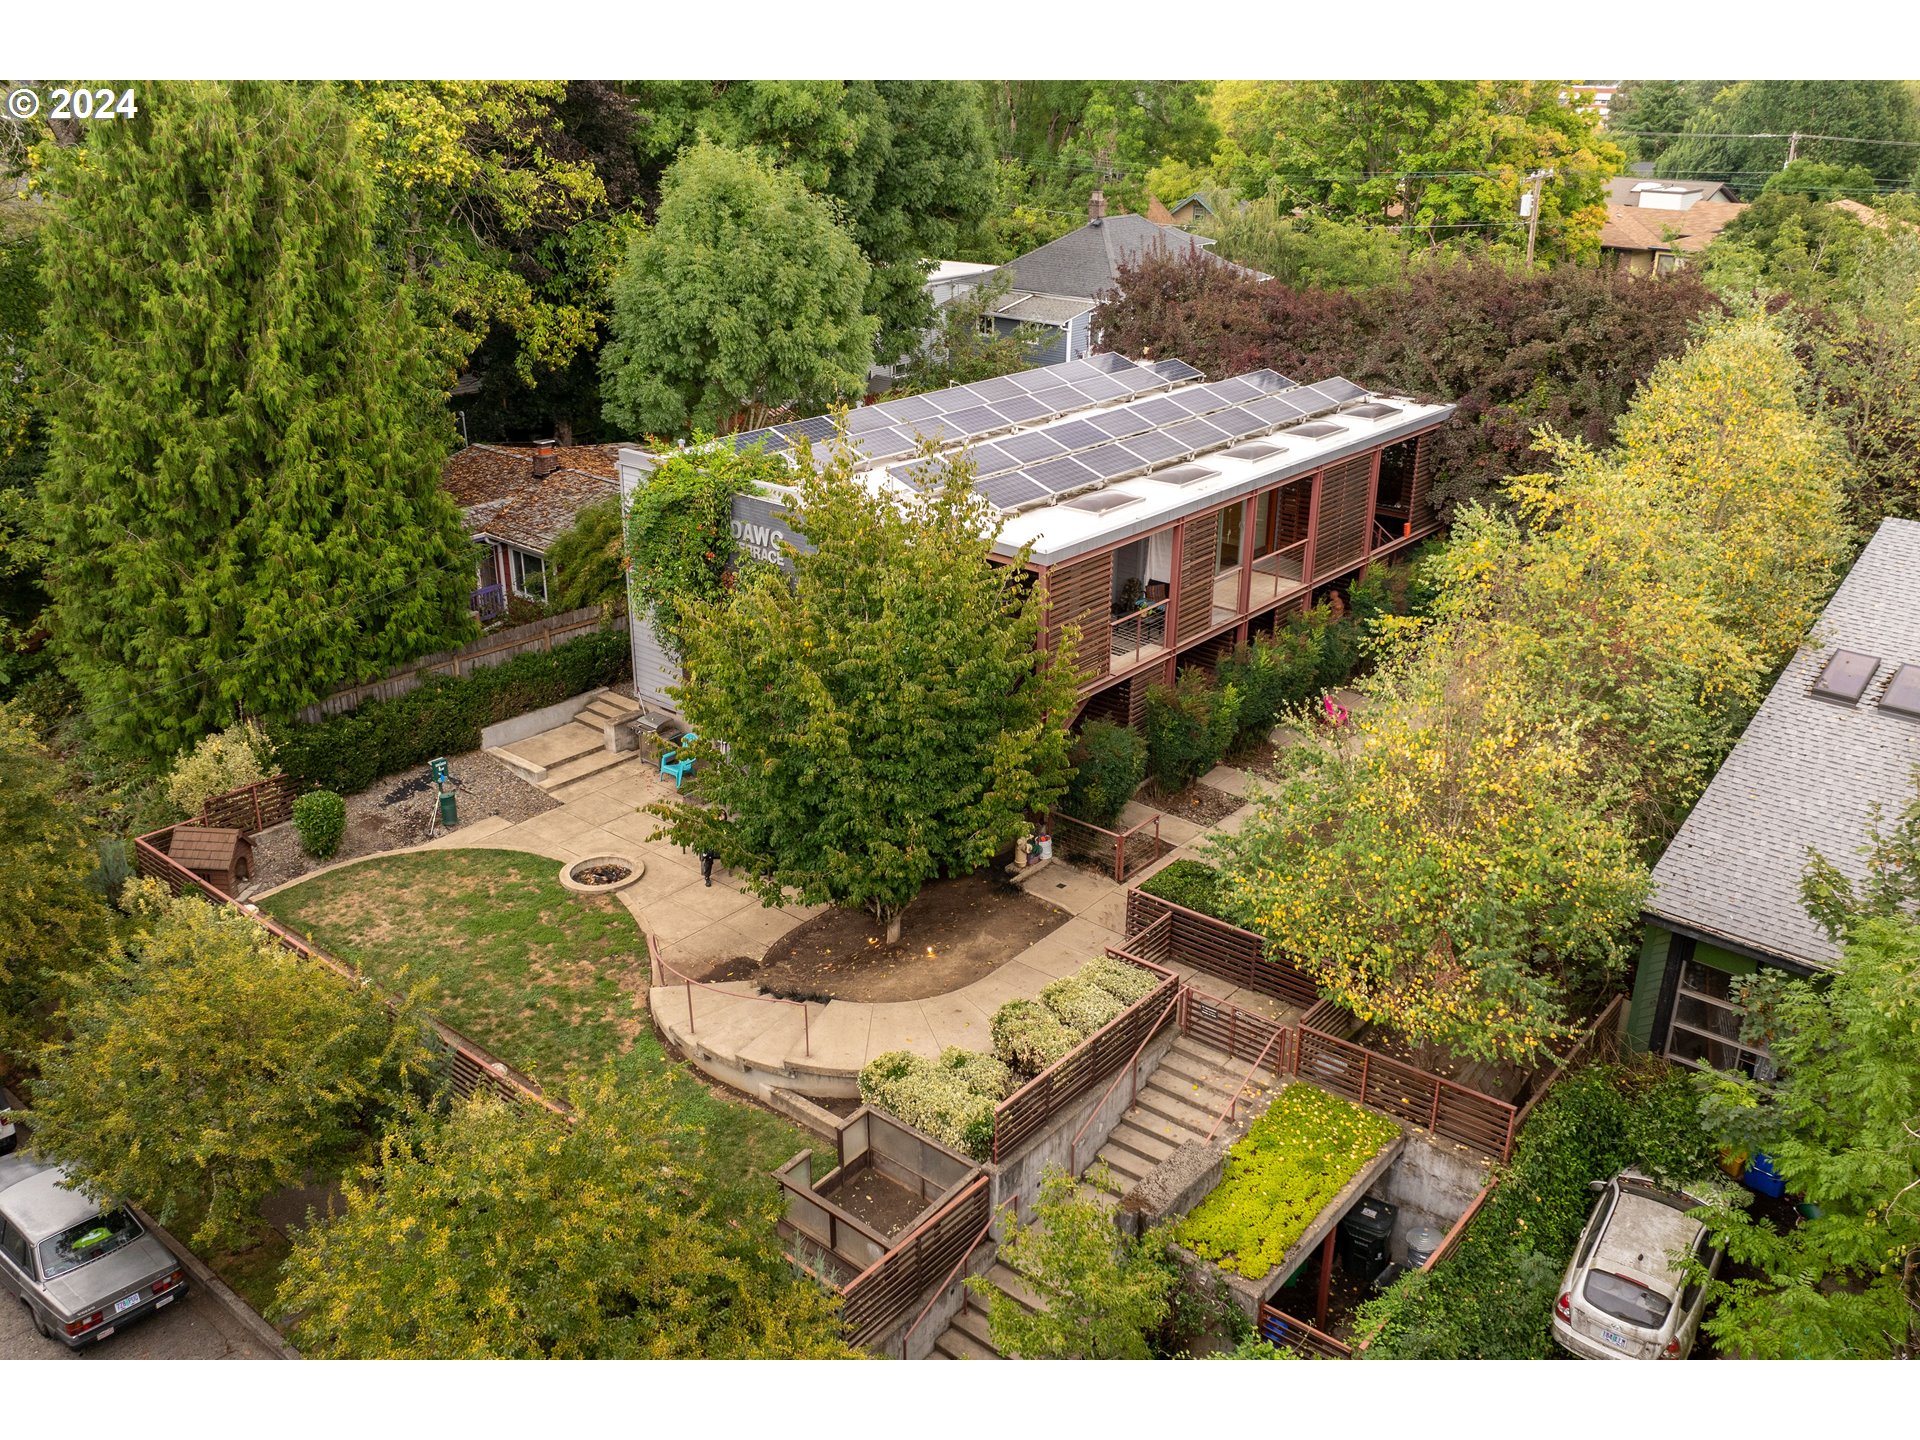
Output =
[{"x1": 0, "y1": 1283, "x2": 275, "y2": 1360}]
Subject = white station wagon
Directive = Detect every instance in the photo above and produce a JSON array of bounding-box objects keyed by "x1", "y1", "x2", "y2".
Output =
[{"x1": 1553, "y1": 1169, "x2": 1723, "y2": 1360}]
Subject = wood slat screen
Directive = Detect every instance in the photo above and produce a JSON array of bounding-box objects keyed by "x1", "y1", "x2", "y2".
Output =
[
  {"x1": 1125, "y1": 891, "x2": 1319, "y2": 1008},
  {"x1": 838, "y1": 1177, "x2": 991, "y2": 1349},
  {"x1": 1311, "y1": 455, "x2": 1373, "y2": 579},
  {"x1": 1409, "y1": 432, "x2": 1437, "y2": 529},
  {"x1": 1175, "y1": 514, "x2": 1217, "y2": 644},
  {"x1": 1043, "y1": 553, "x2": 1114, "y2": 684}
]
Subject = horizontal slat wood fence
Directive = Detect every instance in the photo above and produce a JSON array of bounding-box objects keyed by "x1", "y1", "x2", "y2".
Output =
[
  {"x1": 838, "y1": 1176, "x2": 991, "y2": 1348},
  {"x1": 1124, "y1": 890, "x2": 1319, "y2": 1008}
]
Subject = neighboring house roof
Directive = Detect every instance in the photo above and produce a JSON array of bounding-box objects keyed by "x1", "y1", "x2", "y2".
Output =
[
  {"x1": 166, "y1": 825, "x2": 249, "y2": 875},
  {"x1": 1828, "y1": 197, "x2": 1897, "y2": 231},
  {"x1": 1001, "y1": 213, "x2": 1264, "y2": 299},
  {"x1": 442, "y1": 443, "x2": 622, "y2": 553},
  {"x1": 1647, "y1": 517, "x2": 1920, "y2": 971},
  {"x1": 1600, "y1": 200, "x2": 1747, "y2": 255},
  {"x1": 1606, "y1": 176, "x2": 1735, "y2": 207},
  {"x1": 991, "y1": 291, "x2": 1097, "y2": 326}
]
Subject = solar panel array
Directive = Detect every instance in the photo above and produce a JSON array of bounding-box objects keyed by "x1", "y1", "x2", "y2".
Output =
[
  {"x1": 725, "y1": 353, "x2": 1178, "y2": 466},
  {"x1": 722, "y1": 350, "x2": 1397, "y2": 518},
  {"x1": 888, "y1": 371, "x2": 1383, "y2": 514}
]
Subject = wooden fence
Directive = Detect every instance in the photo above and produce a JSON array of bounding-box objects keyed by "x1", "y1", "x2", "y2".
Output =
[
  {"x1": 838, "y1": 1175, "x2": 992, "y2": 1349},
  {"x1": 293, "y1": 606, "x2": 625, "y2": 724},
  {"x1": 1294, "y1": 1024, "x2": 1520, "y2": 1159},
  {"x1": 1179, "y1": 985, "x2": 1292, "y2": 1077},
  {"x1": 132, "y1": 825, "x2": 561, "y2": 1116},
  {"x1": 990, "y1": 954, "x2": 1180, "y2": 1163},
  {"x1": 194, "y1": 773, "x2": 309, "y2": 833},
  {"x1": 1124, "y1": 890, "x2": 1319, "y2": 1009},
  {"x1": 1257, "y1": 1303, "x2": 1353, "y2": 1359}
]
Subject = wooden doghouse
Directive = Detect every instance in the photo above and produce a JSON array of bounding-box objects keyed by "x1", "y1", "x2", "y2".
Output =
[{"x1": 167, "y1": 825, "x2": 254, "y2": 894}]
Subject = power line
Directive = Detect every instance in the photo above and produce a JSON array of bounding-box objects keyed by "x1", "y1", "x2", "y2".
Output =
[{"x1": 1612, "y1": 128, "x2": 1920, "y2": 149}]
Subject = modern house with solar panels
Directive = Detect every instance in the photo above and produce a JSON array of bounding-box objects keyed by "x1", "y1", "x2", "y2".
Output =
[
  {"x1": 617, "y1": 352, "x2": 1454, "y2": 722},
  {"x1": 1629, "y1": 517, "x2": 1920, "y2": 1071}
]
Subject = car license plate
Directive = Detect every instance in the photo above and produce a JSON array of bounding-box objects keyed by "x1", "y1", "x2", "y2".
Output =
[
  {"x1": 1603, "y1": 1328, "x2": 1627, "y2": 1348},
  {"x1": 114, "y1": 1292, "x2": 142, "y2": 1314}
]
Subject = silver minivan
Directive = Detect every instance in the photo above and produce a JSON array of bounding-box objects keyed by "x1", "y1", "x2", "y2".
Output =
[
  {"x1": 0, "y1": 1153, "x2": 187, "y2": 1347},
  {"x1": 1552, "y1": 1168, "x2": 1722, "y2": 1360}
]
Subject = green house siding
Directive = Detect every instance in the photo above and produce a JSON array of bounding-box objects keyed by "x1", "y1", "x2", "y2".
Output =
[
  {"x1": 1626, "y1": 925, "x2": 1672, "y2": 1053},
  {"x1": 1690, "y1": 941, "x2": 1757, "y2": 977}
]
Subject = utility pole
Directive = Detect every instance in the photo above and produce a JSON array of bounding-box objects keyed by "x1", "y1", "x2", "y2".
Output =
[
  {"x1": 1522, "y1": 167, "x2": 1555, "y2": 267},
  {"x1": 1786, "y1": 131, "x2": 1801, "y2": 166}
]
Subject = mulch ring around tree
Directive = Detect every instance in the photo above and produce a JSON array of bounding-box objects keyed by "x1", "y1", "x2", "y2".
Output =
[{"x1": 698, "y1": 870, "x2": 1070, "y2": 1004}]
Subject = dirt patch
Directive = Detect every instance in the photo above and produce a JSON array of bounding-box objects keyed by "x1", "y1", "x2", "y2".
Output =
[
  {"x1": 244, "y1": 749, "x2": 558, "y2": 894},
  {"x1": 817, "y1": 1166, "x2": 929, "y2": 1239},
  {"x1": 1146, "y1": 781, "x2": 1245, "y2": 828},
  {"x1": 701, "y1": 870, "x2": 1069, "y2": 1003}
]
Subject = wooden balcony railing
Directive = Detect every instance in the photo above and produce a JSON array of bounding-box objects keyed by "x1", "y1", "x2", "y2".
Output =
[{"x1": 1108, "y1": 599, "x2": 1168, "y2": 671}]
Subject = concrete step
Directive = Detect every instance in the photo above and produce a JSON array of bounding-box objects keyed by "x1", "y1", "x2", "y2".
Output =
[
  {"x1": 933, "y1": 1313, "x2": 1001, "y2": 1360},
  {"x1": 1133, "y1": 1078, "x2": 1222, "y2": 1137},
  {"x1": 986, "y1": 1263, "x2": 1046, "y2": 1316},
  {"x1": 948, "y1": 1303, "x2": 1003, "y2": 1356},
  {"x1": 1170, "y1": 1035, "x2": 1237, "y2": 1070},
  {"x1": 1075, "y1": 1180, "x2": 1121, "y2": 1209},
  {"x1": 1093, "y1": 1143, "x2": 1153, "y2": 1186},
  {"x1": 1104, "y1": 1120, "x2": 1179, "y2": 1168},
  {"x1": 592, "y1": 687, "x2": 642, "y2": 712},
  {"x1": 540, "y1": 747, "x2": 636, "y2": 794},
  {"x1": 1153, "y1": 1055, "x2": 1246, "y2": 1109}
]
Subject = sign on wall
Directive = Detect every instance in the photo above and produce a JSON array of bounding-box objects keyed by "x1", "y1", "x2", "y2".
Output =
[{"x1": 729, "y1": 492, "x2": 815, "y2": 574}]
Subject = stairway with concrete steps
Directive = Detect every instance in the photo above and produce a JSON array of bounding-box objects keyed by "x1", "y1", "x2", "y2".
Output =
[
  {"x1": 490, "y1": 689, "x2": 644, "y2": 791},
  {"x1": 1090, "y1": 1034, "x2": 1276, "y2": 1191},
  {"x1": 929, "y1": 1261, "x2": 1046, "y2": 1360}
]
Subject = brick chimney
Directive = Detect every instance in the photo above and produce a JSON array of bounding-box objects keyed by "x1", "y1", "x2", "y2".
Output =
[
  {"x1": 1088, "y1": 188, "x2": 1106, "y2": 227},
  {"x1": 531, "y1": 440, "x2": 558, "y2": 479}
]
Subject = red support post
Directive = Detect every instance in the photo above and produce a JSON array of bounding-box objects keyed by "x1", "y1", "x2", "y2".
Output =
[{"x1": 1316, "y1": 1228, "x2": 1336, "y2": 1328}]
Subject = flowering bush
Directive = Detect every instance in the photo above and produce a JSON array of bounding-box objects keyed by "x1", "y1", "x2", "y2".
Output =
[
  {"x1": 1177, "y1": 1084, "x2": 1400, "y2": 1280},
  {"x1": 857, "y1": 1047, "x2": 1002, "y2": 1159},
  {"x1": 991, "y1": 1000, "x2": 1079, "y2": 1074},
  {"x1": 165, "y1": 720, "x2": 274, "y2": 818}
]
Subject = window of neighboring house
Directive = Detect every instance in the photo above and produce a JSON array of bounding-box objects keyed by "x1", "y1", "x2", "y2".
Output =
[
  {"x1": 1654, "y1": 251, "x2": 1681, "y2": 276},
  {"x1": 1663, "y1": 959, "x2": 1777, "y2": 1079},
  {"x1": 509, "y1": 547, "x2": 548, "y2": 602}
]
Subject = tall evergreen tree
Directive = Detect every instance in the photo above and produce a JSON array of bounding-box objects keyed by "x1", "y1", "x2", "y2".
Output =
[{"x1": 35, "y1": 81, "x2": 476, "y2": 758}]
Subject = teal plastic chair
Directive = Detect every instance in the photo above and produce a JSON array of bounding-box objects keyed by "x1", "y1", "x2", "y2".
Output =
[{"x1": 660, "y1": 732, "x2": 699, "y2": 788}]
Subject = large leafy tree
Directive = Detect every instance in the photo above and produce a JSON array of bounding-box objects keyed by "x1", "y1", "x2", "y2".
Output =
[
  {"x1": 892, "y1": 271, "x2": 1049, "y2": 393},
  {"x1": 35, "y1": 80, "x2": 476, "y2": 758},
  {"x1": 0, "y1": 228, "x2": 48, "y2": 691},
  {"x1": 1687, "y1": 788, "x2": 1920, "y2": 1357},
  {"x1": 652, "y1": 443, "x2": 1076, "y2": 943},
  {"x1": 1096, "y1": 250, "x2": 1722, "y2": 515},
  {"x1": 275, "y1": 1073, "x2": 857, "y2": 1359},
  {"x1": 600, "y1": 141, "x2": 878, "y2": 437},
  {"x1": 25, "y1": 881, "x2": 436, "y2": 1250},
  {"x1": 1657, "y1": 80, "x2": 1920, "y2": 185},
  {"x1": 1608, "y1": 80, "x2": 1727, "y2": 165},
  {"x1": 0, "y1": 704, "x2": 107, "y2": 1057},
  {"x1": 976, "y1": 80, "x2": 1218, "y2": 215}
]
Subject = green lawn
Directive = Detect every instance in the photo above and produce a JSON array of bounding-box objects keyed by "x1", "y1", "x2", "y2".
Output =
[{"x1": 259, "y1": 848, "x2": 819, "y2": 1190}]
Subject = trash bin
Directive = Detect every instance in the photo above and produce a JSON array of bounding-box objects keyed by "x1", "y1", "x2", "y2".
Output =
[
  {"x1": 1404, "y1": 1224, "x2": 1445, "y2": 1269},
  {"x1": 1339, "y1": 1196, "x2": 1396, "y2": 1278},
  {"x1": 1743, "y1": 1152, "x2": 1786, "y2": 1199},
  {"x1": 438, "y1": 791, "x2": 458, "y2": 828}
]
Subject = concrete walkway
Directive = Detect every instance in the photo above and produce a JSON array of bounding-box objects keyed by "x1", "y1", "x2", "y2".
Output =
[{"x1": 392, "y1": 737, "x2": 1271, "y2": 1097}]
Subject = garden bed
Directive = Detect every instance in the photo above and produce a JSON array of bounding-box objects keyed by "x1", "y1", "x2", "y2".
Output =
[
  {"x1": 1178, "y1": 1083, "x2": 1402, "y2": 1281},
  {"x1": 1144, "y1": 780, "x2": 1244, "y2": 827},
  {"x1": 244, "y1": 748, "x2": 556, "y2": 893},
  {"x1": 702, "y1": 870, "x2": 1070, "y2": 1003}
]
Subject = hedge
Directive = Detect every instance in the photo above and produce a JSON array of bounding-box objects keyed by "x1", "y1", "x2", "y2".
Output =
[
  {"x1": 1351, "y1": 1064, "x2": 1716, "y2": 1359},
  {"x1": 272, "y1": 627, "x2": 631, "y2": 794},
  {"x1": 991, "y1": 1000, "x2": 1081, "y2": 1074},
  {"x1": 1143, "y1": 670, "x2": 1241, "y2": 795},
  {"x1": 858, "y1": 1047, "x2": 1007, "y2": 1160},
  {"x1": 1216, "y1": 630, "x2": 1323, "y2": 749},
  {"x1": 1137, "y1": 859, "x2": 1227, "y2": 920}
]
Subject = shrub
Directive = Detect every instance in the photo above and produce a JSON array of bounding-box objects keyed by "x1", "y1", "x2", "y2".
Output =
[
  {"x1": 1063, "y1": 720, "x2": 1146, "y2": 828},
  {"x1": 1217, "y1": 629, "x2": 1323, "y2": 748},
  {"x1": 1295, "y1": 601, "x2": 1362, "y2": 692},
  {"x1": 164, "y1": 720, "x2": 274, "y2": 818},
  {"x1": 1079, "y1": 954, "x2": 1159, "y2": 1007},
  {"x1": 858, "y1": 1047, "x2": 1003, "y2": 1159},
  {"x1": 1352, "y1": 1064, "x2": 1712, "y2": 1359},
  {"x1": 1143, "y1": 670, "x2": 1241, "y2": 794},
  {"x1": 1040, "y1": 974, "x2": 1127, "y2": 1037},
  {"x1": 1137, "y1": 858, "x2": 1226, "y2": 919},
  {"x1": 273, "y1": 627, "x2": 629, "y2": 795},
  {"x1": 292, "y1": 790, "x2": 347, "y2": 859},
  {"x1": 991, "y1": 1000, "x2": 1080, "y2": 1074},
  {"x1": 1178, "y1": 1084, "x2": 1400, "y2": 1280}
]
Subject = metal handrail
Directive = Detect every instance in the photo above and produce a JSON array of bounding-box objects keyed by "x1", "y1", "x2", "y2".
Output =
[
  {"x1": 1109, "y1": 598, "x2": 1168, "y2": 669},
  {"x1": 1202, "y1": 1026, "x2": 1287, "y2": 1143},
  {"x1": 1251, "y1": 539, "x2": 1308, "y2": 576},
  {"x1": 647, "y1": 932, "x2": 811, "y2": 1056},
  {"x1": 901, "y1": 1191, "x2": 1012, "y2": 1350},
  {"x1": 1068, "y1": 989, "x2": 1182, "y2": 1175}
]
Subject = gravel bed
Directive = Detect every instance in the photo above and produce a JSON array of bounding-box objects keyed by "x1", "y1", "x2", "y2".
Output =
[{"x1": 243, "y1": 749, "x2": 558, "y2": 894}]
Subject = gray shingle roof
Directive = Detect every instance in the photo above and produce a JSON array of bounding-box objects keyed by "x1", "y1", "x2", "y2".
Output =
[
  {"x1": 1002, "y1": 214, "x2": 1258, "y2": 300},
  {"x1": 1647, "y1": 517, "x2": 1920, "y2": 970},
  {"x1": 991, "y1": 291, "x2": 1097, "y2": 326}
]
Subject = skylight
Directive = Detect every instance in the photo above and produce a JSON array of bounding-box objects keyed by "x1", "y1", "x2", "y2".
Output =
[
  {"x1": 1880, "y1": 663, "x2": 1920, "y2": 720},
  {"x1": 1811, "y1": 648, "x2": 1880, "y2": 705}
]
